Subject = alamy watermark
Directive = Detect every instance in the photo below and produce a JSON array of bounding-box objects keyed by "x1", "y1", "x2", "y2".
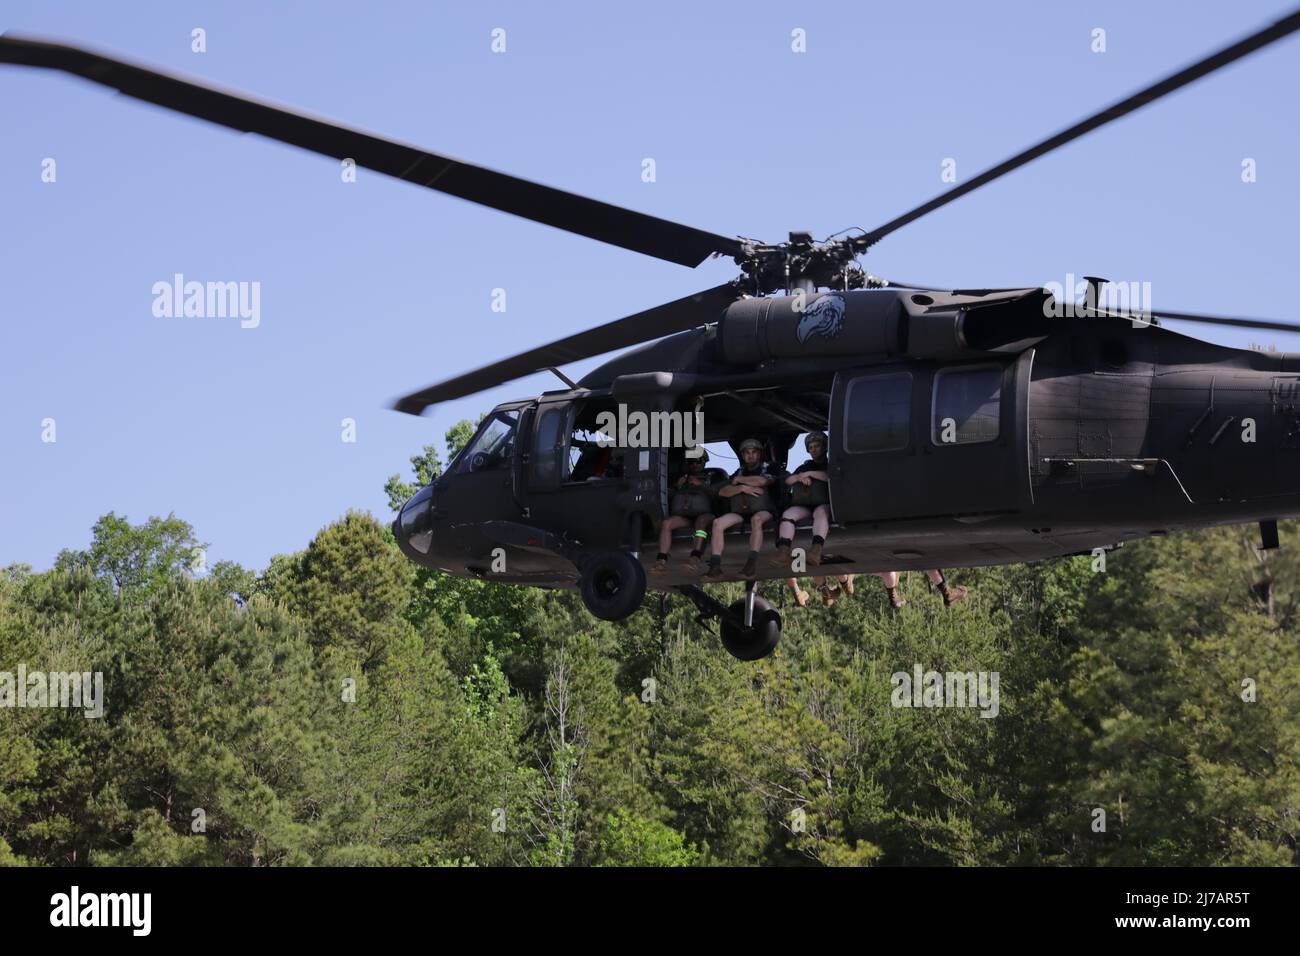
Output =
[
  {"x1": 594, "y1": 404, "x2": 704, "y2": 457},
  {"x1": 0, "y1": 666, "x2": 104, "y2": 718},
  {"x1": 891, "y1": 665, "x2": 999, "y2": 718},
  {"x1": 1043, "y1": 273, "x2": 1152, "y2": 326},
  {"x1": 152, "y1": 273, "x2": 261, "y2": 328},
  {"x1": 50, "y1": 886, "x2": 150, "y2": 936}
]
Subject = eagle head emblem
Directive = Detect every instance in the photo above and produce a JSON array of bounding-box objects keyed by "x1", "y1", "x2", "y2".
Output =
[{"x1": 795, "y1": 293, "x2": 846, "y2": 344}]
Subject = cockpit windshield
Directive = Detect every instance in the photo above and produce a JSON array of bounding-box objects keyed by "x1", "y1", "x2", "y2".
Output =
[{"x1": 454, "y1": 410, "x2": 518, "y2": 474}]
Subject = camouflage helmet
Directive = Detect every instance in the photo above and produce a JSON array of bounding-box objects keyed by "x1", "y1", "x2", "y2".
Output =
[
  {"x1": 805, "y1": 431, "x2": 829, "y2": 450},
  {"x1": 737, "y1": 438, "x2": 763, "y2": 454},
  {"x1": 686, "y1": 447, "x2": 709, "y2": 464}
]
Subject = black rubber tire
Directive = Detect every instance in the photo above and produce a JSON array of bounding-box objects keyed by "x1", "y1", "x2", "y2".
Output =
[
  {"x1": 719, "y1": 596, "x2": 781, "y2": 661},
  {"x1": 579, "y1": 551, "x2": 648, "y2": 621}
]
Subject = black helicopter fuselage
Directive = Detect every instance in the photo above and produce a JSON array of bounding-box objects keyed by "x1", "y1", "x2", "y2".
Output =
[{"x1": 394, "y1": 288, "x2": 1300, "y2": 587}]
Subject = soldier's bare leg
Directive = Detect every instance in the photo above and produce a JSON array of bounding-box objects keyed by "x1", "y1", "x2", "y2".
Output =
[
  {"x1": 926, "y1": 569, "x2": 967, "y2": 607},
  {"x1": 808, "y1": 504, "x2": 832, "y2": 565},
  {"x1": 741, "y1": 512, "x2": 773, "y2": 578},
  {"x1": 774, "y1": 506, "x2": 811, "y2": 567},
  {"x1": 706, "y1": 513, "x2": 744, "y2": 578}
]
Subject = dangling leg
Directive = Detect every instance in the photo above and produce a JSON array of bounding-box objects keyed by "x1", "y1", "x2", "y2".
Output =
[
  {"x1": 708, "y1": 513, "x2": 743, "y2": 578},
  {"x1": 926, "y1": 568, "x2": 967, "y2": 607},
  {"x1": 772, "y1": 506, "x2": 810, "y2": 568},
  {"x1": 652, "y1": 516, "x2": 686, "y2": 574},
  {"x1": 688, "y1": 514, "x2": 712, "y2": 570},
  {"x1": 817, "y1": 574, "x2": 841, "y2": 607},
  {"x1": 742, "y1": 512, "x2": 773, "y2": 579},
  {"x1": 808, "y1": 504, "x2": 831, "y2": 566},
  {"x1": 874, "y1": 571, "x2": 904, "y2": 610}
]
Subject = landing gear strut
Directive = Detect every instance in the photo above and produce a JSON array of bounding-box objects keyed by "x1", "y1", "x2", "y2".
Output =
[{"x1": 676, "y1": 579, "x2": 782, "y2": 661}]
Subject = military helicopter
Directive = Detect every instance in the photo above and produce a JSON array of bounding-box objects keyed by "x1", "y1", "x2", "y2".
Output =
[{"x1": 7, "y1": 10, "x2": 1300, "y2": 660}]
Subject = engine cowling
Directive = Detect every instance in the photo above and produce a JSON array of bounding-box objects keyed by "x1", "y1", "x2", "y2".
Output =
[{"x1": 717, "y1": 287, "x2": 1054, "y2": 365}]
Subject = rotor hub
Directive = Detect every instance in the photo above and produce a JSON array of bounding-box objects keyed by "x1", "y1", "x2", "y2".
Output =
[{"x1": 732, "y1": 231, "x2": 880, "y2": 295}]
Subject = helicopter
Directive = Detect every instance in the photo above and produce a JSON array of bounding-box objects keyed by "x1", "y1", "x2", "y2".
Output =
[{"x1": 6, "y1": 10, "x2": 1300, "y2": 660}]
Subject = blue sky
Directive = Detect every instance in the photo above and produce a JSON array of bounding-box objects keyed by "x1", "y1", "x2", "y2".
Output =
[{"x1": 3, "y1": 0, "x2": 1299, "y2": 572}]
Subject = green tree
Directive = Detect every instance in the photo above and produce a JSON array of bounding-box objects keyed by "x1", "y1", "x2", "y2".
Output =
[
  {"x1": 206, "y1": 560, "x2": 256, "y2": 605},
  {"x1": 283, "y1": 511, "x2": 415, "y2": 670},
  {"x1": 55, "y1": 512, "x2": 206, "y2": 594},
  {"x1": 595, "y1": 810, "x2": 698, "y2": 866}
]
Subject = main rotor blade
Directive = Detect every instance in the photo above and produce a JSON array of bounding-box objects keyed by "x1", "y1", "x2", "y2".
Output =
[
  {"x1": 858, "y1": 8, "x2": 1300, "y2": 249},
  {"x1": 392, "y1": 283, "x2": 739, "y2": 415},
  {"x1": 1122, "y1": 308, "x2": 1300, "y2": 336},
  {"x1": 0, "y1": 34, "x2": 746, "y2": 267}
]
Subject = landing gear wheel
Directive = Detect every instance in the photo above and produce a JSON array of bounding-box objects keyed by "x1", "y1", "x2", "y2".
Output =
[
  {"x1": 579, "y1": 551, "x2": 647, "y2": 621},
  {"x1": 719, "y1": 596, "x2": 781, "y2": 661}
]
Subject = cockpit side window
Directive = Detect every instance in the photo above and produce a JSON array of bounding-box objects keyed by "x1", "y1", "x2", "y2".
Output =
[
  {"x1": 531, "y1": 406, "x2": 569, "y2": 485},
  {"x1": 454, "y1": 410, "x2": 518, "y2": 474}
]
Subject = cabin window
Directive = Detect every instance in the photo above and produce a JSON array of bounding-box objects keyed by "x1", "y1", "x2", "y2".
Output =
[
  {"x1": 568, "y1": 401, "x2": 624, "y2": 481},
  {"x1": 931, "y1": 365, "x2": 1001, "y2": 445},
  {"x1": 844, "y1": 373, "x2": 912, "y2": 452}
]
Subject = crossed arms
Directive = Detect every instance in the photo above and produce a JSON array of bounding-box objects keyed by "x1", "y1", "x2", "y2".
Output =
[
  {"x1": 786, "y1": 470, "x2": 827, "y2": 486},
  {"x1": 720, "y1": 473, "x2": 775, "y2": 498}
]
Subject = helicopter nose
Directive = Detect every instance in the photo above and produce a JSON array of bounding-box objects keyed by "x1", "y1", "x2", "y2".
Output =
[{"x1": 393, "y1": 484, "x2": 436, "y2": 560}]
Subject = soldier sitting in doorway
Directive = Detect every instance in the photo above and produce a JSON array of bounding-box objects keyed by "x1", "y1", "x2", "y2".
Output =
[
  {"x1": 707, "y1": 438, "x2": 780, "y2": 580},
  {"x1": 772, "y1": 430, "x2": 832, "y2": 569},
  {"x1": 652, "y1": 449, "x2": 726, "y2": 574}
]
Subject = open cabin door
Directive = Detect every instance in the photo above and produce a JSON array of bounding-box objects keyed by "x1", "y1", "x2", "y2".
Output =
[
  {"x1": 828, "y1": 352, "x2": 1034, "y2": 522},
  {"x1": 524, "y1": 396, "x2": 655, "y2": 551}
]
